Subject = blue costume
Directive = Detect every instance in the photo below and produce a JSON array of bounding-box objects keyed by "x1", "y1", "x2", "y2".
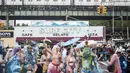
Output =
[
  {"x1": 119, "y1": 55, "x2": 127, "y2": 73},
  {"x1": 6, "y1": 55, "x2": 21, "y2": 73},
  {"x1": 24, "y1": 51, "x2": 35, "y2": 70},
  {"x1": 0, "y1": 46, "x2": 3, "y2": 73}
]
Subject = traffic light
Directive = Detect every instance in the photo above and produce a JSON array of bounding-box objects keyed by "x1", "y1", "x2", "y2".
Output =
[
  {"x1": 97, "y1": 6, "x2": 107, "y2": 14},
  {"x1": 102, "y1": 6, "x2": 107, "y2": 14},
  {"x1": 97, "y1": 7, "x2": 101, "y2": 14},
  {"x1": 0, "y1": 22, "x2": 4, "y2": 28}
]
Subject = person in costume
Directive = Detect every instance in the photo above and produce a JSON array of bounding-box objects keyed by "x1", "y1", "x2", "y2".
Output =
[
  {"x1": 117, "y1": 49, "x2": 126, "y2": 73},
  {"x1": 0, "y1": 45, "x2": 3, "y2": 73},
  {"x1": 36, "y1": 42, "x2": 47, "y2": 73},
  {"x1": 46, "y1": 44, "x2": 64, "y2": 73},
  {"x1": 126, "y1": 49, "x2": 130, "y2": 73},
  {"x1": 40, "y1": 48, "x2": 51, "y2": 73},
  {"x1": 80, "y1": 40, "x2": 102, "y2": 73},
  {"x1": 23, "y1": 45, "x2": 37, "y2": 73},
  {"x1": 66, "y1": 48, "x2": 76, "y2": 73},
  {"x1": 74, "y1": 48, "x2": 83, "y2": 73},
  {"x1": 91, "y1": 48, "x2": 102, "y2": 73},
  {"x1": 61, "y1": 47, "x2": 67, "y2": 73},
  {"x1": 80, "y1": 40, "x2": 94, "y2": 73},
  {"x1": 6, "y1": 45, "x2": 22, "y2": 73},
  {"x1": 107, "y1": 48, "x2": 122, "y2": 73}
]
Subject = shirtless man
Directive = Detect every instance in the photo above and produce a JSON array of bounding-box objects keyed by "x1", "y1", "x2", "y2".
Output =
[{"x1": 45, "y1": 45, "x2": 64, "y2": 73}]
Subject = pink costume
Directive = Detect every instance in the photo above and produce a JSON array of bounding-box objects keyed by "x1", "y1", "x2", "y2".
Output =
[
  {"x1": 108, "y1": 54, "x2": 122, "y2": 73},
  {"x1": 47, "y1": 62, "x2": 61, "y2": 73},
  {"x1": 47, "y1": 45, "x2": 62, "y2": 73}
]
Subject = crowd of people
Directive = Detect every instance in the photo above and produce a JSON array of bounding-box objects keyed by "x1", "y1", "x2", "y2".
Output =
[{"x1": 0, "y1": 38, "x2": 129, "y2": 73}]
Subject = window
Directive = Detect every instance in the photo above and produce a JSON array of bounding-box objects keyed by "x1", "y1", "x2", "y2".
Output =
[
  {"x1": 79, "y1": 0, "x2": 83, "y2": 1},
  {"x1": 87, "y1": 0, "x2": 91, "y2": 2},
  {"x1": 20, "y1": 0, "x2": 22, "y2": 1},
  {"x1": 28, "y1": 0, "x2": 32, "y2": 1},
  {"x1": 53, "y1": 0, "x2": 58, "y2": 1},
  {"x1": 102, "y1": 0, "x2": 105, "y2": 2},
  {"x1": 62, "y1": 0, "x2": 65, "y2": 1},
  {"x1": 45, "y1": 0, "x2": 49, "y2": 1},
  {"x1": 94, "y1": 0, "x2": 98, "y2": 2},
  {"x1": 11, "y1": 0, "x2": 15, "y2": 1},
  {"x1": 37, "y1": 0, "x2": 41, "y2": 1}
]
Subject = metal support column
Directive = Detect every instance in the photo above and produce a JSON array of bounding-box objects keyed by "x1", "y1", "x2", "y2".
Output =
[
  {"x1": 112, "y1": 6, "x2": 115, "y2": 34},
  {"x1": 121, "y1": 10, "x2": 124, "y2": 37},
  {"x1": 66, "y1": 10, "x2": 68, "y2": 21},
  {"x1": 127, "y1": 27, "x2": 129, "y2": 39},
  {"x1": 6, "y1": 10, "x2": 9, "y2": 30}
]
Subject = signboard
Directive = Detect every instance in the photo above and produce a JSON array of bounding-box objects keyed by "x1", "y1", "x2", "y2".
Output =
[
  {"x1": 0, "y1": 32, "x2": 13, "y2": 38},
  {"x1": 14, "y1": 26, "x2": 103, "y2": 38},
  {"x1": 16, "y1": 20, "x2": 89, "y2": 27}
]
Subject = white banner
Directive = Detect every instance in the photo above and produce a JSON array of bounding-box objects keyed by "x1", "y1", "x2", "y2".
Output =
[{"x1": 14, "y1": 26, "x2": 104, "y2": 38}]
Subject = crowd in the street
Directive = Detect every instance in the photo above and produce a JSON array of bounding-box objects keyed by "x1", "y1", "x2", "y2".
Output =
[{"x1": 0, "y1": 38, "x2": 129, "y2": 73}]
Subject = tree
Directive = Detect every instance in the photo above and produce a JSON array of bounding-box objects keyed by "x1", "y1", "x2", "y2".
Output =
[
  {"x1": 8, "y1": 26, "x2": 14, "y2": 30},
  {"x1": 22, "y1": 23, "x2": 25, "y2": 26},
  {"x1": 17, "y1": 24, "x2": 20, "y2": 26},
  {"x1": 25, "y1": 24, "x2": 28, "y2": 26}
]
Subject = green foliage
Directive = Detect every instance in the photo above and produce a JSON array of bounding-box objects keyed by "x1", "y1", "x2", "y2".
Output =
[
  {"x1": 8, "y1": 26, "x2": 14, "y2": 30},
  {"x1": 16, "y1": 24, "x2": 20, "y2": 26},
  {"x1": 89, "y1": 20, "x2": 130, "y2": 27},
  {"x1": 22, "y1": 23, "x2": 25, "y2": 26},
  {"x1": 25, "y1": 24, "x2": 28, "y2": 26}
]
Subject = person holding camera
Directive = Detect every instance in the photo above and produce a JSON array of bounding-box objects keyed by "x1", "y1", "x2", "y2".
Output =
[
  {"x1": 126, "y1": 49, "x2": 130, "y2": 73},
  {"x1": 107, "y1": 49, "x2": 122, "y2": 73},
  {"x1": 0, "y1": 46, "x2": 3, "y2": 73}
]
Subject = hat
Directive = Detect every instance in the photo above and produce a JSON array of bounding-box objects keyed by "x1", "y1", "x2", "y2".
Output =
[
  {"x1": 117, "y1": 49, "x2": 122, "y2": 53},
  {"x1": 38, "y1": 43, "x2": 47, "y2": 48},
  {"x1": 127, "y1": 49, "x2": 130, "y2": 53},
  {"x1": 27, "y1": 45, "x2": 32, "y2": 49}
]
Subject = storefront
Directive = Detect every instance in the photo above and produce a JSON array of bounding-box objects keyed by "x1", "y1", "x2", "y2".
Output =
[
  {"x1": 0, "y1": 30, "x2": 14, "y2": 47},
  {"x1": 14, "y1": 26, "x2": 105, "y2": 42}
]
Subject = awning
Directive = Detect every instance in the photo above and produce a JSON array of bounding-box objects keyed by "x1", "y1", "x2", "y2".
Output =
[{"x1": 16, "y1": 37, "x2": 103, "y2": 42}]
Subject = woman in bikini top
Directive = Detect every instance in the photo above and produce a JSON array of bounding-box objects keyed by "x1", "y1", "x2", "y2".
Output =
[
  {"x1": 46, "y1": 45, "x2": 63, "y2": 73},
  {"x1": 40, "y1": 49, "x2": 51, "y2": 73},
  {"x1": 66, "y1": 48, "x2": 76, "y2": 73}
]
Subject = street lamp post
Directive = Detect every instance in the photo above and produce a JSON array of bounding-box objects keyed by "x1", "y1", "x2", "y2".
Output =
[{"x1": 112, "y1": 5, "x2": 115, "y2": 34}]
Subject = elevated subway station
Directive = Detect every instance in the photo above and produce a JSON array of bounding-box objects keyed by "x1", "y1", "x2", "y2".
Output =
[{"x1": 0, "y1": 6, "x2": 130, "y2": 20}]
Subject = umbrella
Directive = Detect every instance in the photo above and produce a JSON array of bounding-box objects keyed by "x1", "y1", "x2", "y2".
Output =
[
  {"x1": 75, "y1": 41, "x2": 85, "y2": 49},
  {"x1": 63, "y1": 38, "x2": 80, "y2": 47}
]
